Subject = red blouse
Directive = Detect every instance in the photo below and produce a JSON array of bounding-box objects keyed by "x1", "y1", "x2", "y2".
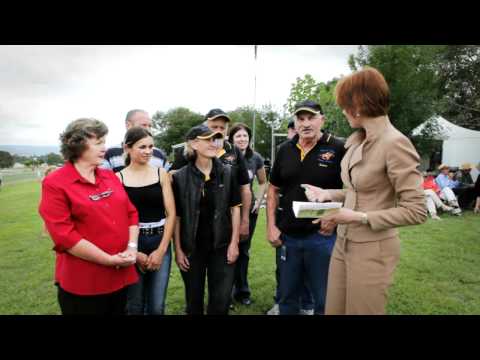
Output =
[
  {"x1": 422, "y1": 176, "x2": 440, "y2": 194},
  {"x1": 39, "y1": 162, "x2": 139, "y2": 295}
]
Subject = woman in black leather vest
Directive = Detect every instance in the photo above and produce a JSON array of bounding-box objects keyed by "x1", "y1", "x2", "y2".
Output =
[{"x1": 172, "y1": 125, "x2": 242, "y2": 315}]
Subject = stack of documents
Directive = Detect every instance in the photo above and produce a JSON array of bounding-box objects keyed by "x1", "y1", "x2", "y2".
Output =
[{"x1": 292, "y1": 201, "x2": 343, "y2": 218}]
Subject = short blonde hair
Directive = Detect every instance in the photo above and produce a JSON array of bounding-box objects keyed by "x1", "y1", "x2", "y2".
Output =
[{"x1": 185, "y1": 140, "x2": 197, "y2": 161}]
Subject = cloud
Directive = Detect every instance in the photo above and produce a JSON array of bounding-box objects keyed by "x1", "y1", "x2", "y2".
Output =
[{"x1": 0, "y1": 45, "x2": 358, "y2": 146}]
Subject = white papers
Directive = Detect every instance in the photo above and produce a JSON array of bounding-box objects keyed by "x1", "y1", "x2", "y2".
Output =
[{"x1": 292, "y1": 201, "x2": 342, "y2": 218}]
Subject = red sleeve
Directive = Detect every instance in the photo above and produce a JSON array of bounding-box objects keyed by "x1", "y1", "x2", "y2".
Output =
[{"x1": 39, "y1": 179, "x2": 83, "y2": 253}]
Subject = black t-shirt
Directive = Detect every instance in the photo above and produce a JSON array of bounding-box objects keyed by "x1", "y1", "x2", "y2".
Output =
[
  {"x1": 270, "y1": 132, "x2": 346, "y2": 237},
  {"x1": 171, "y1": 141, "x2": 250, "y2": 186},
  {"x1": 244, "y1": 151, "x2": 264, "y2": 201},
  {"x1": 120, "y1": 169, "x2": 166, "y2": 223},
  {"x1": 195, "y1": 164, "x2": 242, "y2": 249}
]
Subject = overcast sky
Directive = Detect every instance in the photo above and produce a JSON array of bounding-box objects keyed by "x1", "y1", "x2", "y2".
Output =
[{"x1": 0, "y1": 45, "x2": 358, "y2": 147}]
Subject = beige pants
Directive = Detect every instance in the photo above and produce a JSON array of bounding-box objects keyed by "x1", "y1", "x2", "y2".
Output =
[
  {"x1": 325, "y1": 236, "x2": 400, "y2": 315},
  {"x1": 424, "y1": 189, "x2": 447, "y2": 216}
]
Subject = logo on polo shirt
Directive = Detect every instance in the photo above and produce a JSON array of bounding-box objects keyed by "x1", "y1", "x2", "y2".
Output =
[{"x1": 318, "y1": 149, "x2": 336, "y2": 167}]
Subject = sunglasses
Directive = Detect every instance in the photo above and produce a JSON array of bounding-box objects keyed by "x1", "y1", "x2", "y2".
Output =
[{"x1": 89, "y1": 189, "x2": 113, "y2": 201}]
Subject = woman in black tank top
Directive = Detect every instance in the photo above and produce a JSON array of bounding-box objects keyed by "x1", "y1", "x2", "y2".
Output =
[{"x1": 117, "y1": 127, "x2": 176, "y2": 315}]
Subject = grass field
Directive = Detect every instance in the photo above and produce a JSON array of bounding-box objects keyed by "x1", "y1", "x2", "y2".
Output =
[
  {"x1": 0, "y1": 168, "x2": 40, "y2": 185},
  {"x1": 1, "y1": 180, "x2": 479, "y2": 315}
]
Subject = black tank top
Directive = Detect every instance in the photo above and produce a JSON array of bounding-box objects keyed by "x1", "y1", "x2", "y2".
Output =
[{"x1": 120, "y1": 168, "x2": 166, "y2": 223}]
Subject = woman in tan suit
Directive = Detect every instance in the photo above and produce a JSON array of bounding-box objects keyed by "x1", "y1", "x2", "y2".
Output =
[{"x1": 303, "y1": 67, "x2": 427, "y2": 315}]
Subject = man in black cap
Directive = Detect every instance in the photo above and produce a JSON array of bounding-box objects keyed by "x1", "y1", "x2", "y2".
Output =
[
  {"x1": 267, "y1": 116, "x2": 315, "y2": 315},
  {"x1": 171, "y1": 108, "x2": 252, "y2": 243},
  {"x1": 266, "y1": 100, "x2": 345, "y2": 315}
]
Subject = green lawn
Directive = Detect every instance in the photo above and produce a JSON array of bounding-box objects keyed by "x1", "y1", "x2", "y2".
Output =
[{"x1": 1, "y1": 180, "x2": 479, "y2": 315}]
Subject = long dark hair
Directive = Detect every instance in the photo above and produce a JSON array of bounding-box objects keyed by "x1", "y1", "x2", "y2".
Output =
[
  {"x1": 123, "y1": 127, "x2": 153, "y2": 166},
  {"x1": 228, "y1": 122, "x2": 253, "y2": 159}
]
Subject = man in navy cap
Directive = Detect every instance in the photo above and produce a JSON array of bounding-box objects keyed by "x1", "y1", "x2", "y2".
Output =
[
  {"x1": 267, "y1": 100, "x2": 345, "y2": 315},
  {"x1": 267, "y1": 116, "x2": 315, "y2": 315}
]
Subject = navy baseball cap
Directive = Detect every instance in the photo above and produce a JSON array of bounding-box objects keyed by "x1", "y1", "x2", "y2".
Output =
[
  {"x1": 293, "y1": 100, "x2": 324, "y2": 115},
  {"x1": 186, "y1": 125, "x2": 223, "y2": 141},
  {"x1": 205, "y1": 108, "x2": 231, "y2": 122}
]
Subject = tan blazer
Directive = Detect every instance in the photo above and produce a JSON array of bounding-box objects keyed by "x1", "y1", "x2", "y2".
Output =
[{"x1": 328, "y1": 116, "x2": 427, "y2": 242}]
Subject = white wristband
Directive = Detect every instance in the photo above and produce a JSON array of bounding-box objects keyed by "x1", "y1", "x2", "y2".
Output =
[{"x1": 128, "y1": 242, "x2": 138, "y2": 249}]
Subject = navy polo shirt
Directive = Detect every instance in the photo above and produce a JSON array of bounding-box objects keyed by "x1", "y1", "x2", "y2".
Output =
[{"x1": 269, "y1": 132, "x2": 345, "y2": 237}]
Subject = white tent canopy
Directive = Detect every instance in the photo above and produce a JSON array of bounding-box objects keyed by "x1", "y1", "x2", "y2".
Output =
[{"x1": 412, "y1": 116, "x2": 480, "y2": 181}]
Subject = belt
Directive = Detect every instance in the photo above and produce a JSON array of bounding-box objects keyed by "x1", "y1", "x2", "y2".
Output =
[{"x1": 139, "y1": 226, "x2": 164, "y2": 236}]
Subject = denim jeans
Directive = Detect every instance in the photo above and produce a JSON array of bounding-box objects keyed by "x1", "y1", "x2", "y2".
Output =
[
  {"x1": 278, "y1": 231, "x2": 336, "y2": 315},
  {"x1": 232, "y1": 210, "x2": 258, "y2": 301},
  {"x1": 126, "y1": 233, "x2": 172, "y2": 315},
  {"x1": 275, "y1": 247, "x2": 314, "y2": 310}
]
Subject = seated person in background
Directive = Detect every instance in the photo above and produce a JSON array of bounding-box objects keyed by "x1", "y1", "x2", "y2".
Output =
[
  {"x1": 436, "y1": 164, "x2": 460, "y2": 190},
  {"x1": 434, "y1": 164, "x2": 462, "y2": 215},
  {"x1": 422, "y1": 171, "x2": 454, "y2": 220},
  {"x1": 454, "y1": 163, "x2": 477, "y2": 209},
  {"x1": 474, "y1": 162, "x2": 480, "y2": 214},
  {"x1": 458, "y1": 163, "x2": 474, "y2": 186}
]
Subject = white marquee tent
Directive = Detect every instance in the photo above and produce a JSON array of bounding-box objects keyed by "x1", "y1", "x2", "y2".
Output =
[{"x1": 412, "y1": 116, "x2": 480, "y2": 181}]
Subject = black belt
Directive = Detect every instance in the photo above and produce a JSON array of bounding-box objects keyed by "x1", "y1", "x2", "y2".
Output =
[{"x1": 139, "y1": 226, "x2": 164, "y2": 236}]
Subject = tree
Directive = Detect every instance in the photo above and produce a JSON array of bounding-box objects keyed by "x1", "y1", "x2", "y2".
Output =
[
  {"x1": 45, "y1": 152, "x2": 63, "y2": 165},
  {"x1": 349, "y1": 45, "x2": 442, "y2": 154},
  {"x1": 228, "y1": 105, "x2": 287, "y2": 160},
  {"x1": 0, "y1": 151, "x2": 14, "y2": 168},
  {"x1": 151, "y1": 107, "x2": 204, "y2": 155},
  {"x1": 285, "y1": 75, "x2": 352, "y2": 138},
  {"x1": 435, "y1": 45, "x2": 480, "y2": 130}
]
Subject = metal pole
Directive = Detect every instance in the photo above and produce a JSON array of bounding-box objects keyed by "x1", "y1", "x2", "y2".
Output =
[{"x1": 252, "y1": 45, "x2": 257, "y2": 151}]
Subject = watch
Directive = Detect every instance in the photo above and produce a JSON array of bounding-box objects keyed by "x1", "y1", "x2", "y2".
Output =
[
  {"x1": 360, "y1": 212, "x2": 368, "y2": 225},
  {"x1": 128, "y1": 242, "x2": 138, "y2": 249}
]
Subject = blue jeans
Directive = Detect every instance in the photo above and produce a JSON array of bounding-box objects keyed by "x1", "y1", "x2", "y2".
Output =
[
  {"x1": 275, "y1": 248, "x2": 314, "y2": 310},
  {"x1": 126, "y1": 233, "x2": 172, "y2": 315},
  {"x1": 278, "y1": 232, "x2": 336, "y2": 315},
  {"x1": 233, "y1": 210, "x2": 259, "y2": 301}
]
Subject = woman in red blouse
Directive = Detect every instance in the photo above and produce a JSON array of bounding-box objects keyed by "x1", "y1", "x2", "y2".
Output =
[
  {"x1": 39, "y1": 118, "x2": 139, "y2": 315},
  {"x1": 422, "y1": 171, "x2": 457, "y2": 219}
]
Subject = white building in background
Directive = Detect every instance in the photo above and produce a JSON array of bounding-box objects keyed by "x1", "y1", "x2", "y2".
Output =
[{"x1": 413, "y1": 116, "x2": 480, "y2": 181}]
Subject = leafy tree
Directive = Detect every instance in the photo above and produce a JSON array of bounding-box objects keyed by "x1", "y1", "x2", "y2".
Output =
[
  {"x1": 228, "y1": 105, "x2": 287, "y2": 160},
  {"x1": 435, "y1": 45, "x2": 480, "y2": 130},
  {"x1": 151, "y1": 107, "x2": 204, "y2": 155},
  {"x1": 45, "y1": 152, "x2": 63, "y2": 165},
  {"x1": 285, "y1": 74, "x2": 321, "y2": 114},
  {"x1": 285, "y1": 75, "x2": 352, "y2": 138},
  {"x1": 12, "y1": 154, "x2": 29, "y2": 164},
  {"x1": 0, "y1": 151, "x2": 14, "y2": 168},
  {"x1": 348, "y1": 45, "x2": 442, "y2": 154}
]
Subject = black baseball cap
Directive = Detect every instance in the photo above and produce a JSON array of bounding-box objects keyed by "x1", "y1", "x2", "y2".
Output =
[
  {"x1": 293, "y1": 100, "x2": 324, "y2": 115},
  {"x1": 205, "y1": 108, "x2": 231, "y2": 122},
  {"x1": 186, "y1": 125, "x2": 223, "y2": 141}
]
